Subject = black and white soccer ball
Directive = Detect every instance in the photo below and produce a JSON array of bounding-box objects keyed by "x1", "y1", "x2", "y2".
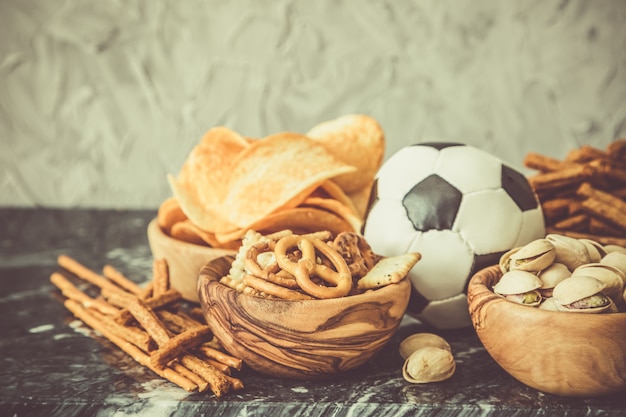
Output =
[{"x1": 362, "y1": 142, "x2": 545, "y2": 330}]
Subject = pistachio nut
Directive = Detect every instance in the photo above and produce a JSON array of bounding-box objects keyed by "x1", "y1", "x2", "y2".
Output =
[
  {"x1": 399, "y1": 333, "x2": 451, "y2": 360},
  {"x1": 545, "y1": 234, "x2": 590, "y2": 270},
  {"x1": 601, "y1": 252, "x2": 626, "y2": 278},
  {"x1": 537, "y1": 263, "x2": 570, "y2": 298},
  {"x1": 552, "y1": 275, "x2": 613, "y2": 313},
  {"x1": 402, "y1": 346, "x2": 456, "y2": 384},
  {"x1": 572, "y1": 263, "x2": 625, "y2": 303},
  {"x1": 579, "y1": 239, "x2": 606, "y2": 263},
  {"x1": 604, "y1": 245, "x2": 626, "y2": 255},
  {"x1": 508, "y1": 239, "x2": 556, "y2": 272},
  {"x1": 499, "y1": 247, "x2": 520, "y2": 274},
  {"x1": 492, "y1": 270, "x2": 543, "y2": 307}
]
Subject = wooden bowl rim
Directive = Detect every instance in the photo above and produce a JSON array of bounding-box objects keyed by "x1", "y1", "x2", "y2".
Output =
[
  {"x1": 468, "y1": 264, "x2": 626, "y2": 327},
  {"x1": 198, "y1": 255, "x2": 412, "y2": 307},
  {"x1": 147, "y1": 218, "x2": 236, "y2": 254}
]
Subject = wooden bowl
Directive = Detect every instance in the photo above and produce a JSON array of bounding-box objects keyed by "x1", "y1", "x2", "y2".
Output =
[
  {"x1": 468, "y1": 265, "x2": 626, "y2": 397},
  {"x1": 146, "y1": 219, "x2": 236, "y2": 302},
  {"x1": 197, "y1": 255, "x2": 411, "y2": 380}
]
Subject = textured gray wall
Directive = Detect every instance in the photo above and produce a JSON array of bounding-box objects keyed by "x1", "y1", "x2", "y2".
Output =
[{"x1": 1, "y1": 0, "x2": 625, "y2": 208}]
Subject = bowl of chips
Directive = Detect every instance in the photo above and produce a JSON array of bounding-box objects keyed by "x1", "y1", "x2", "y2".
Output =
[
  {"x1": 149, "y1": 115, "x2": 386, "y2": 302},
  {"x1": 196, "y1": 230, "x2": 420, "y2": 379}
]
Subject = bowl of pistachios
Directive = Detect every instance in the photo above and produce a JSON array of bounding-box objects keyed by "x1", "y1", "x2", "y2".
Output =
[{"x1": 467, "y1": 234, "x2": 626, "y2": 397}]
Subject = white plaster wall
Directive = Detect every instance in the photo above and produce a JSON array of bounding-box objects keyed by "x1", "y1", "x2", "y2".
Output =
[{"x1": 1, "y1": 0, "x2": 625, "y2": 208}]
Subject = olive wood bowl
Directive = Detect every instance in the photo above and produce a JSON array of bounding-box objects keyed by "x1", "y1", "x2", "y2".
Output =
[
  {"x1": 468, "y1": 264, "x2": 626, "y2": 397},
  {"x1": 197, "y1": 255, "x2": 411, "y2": 380},
  {"x1": 146, "y1": 219, "x2": 236, "y2": 302}
]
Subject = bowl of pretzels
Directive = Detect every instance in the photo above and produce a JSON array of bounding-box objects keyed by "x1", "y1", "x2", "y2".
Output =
[{"x1": 197, "y1": 229, "x2": 420, "y2": 380}]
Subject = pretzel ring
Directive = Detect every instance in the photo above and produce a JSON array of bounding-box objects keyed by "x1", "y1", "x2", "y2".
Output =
[
  {"x1": 274, "y1": 235, "x2": 352, "y2": 299},
  {"x1": 243, "y1": 274, "x2": 314, "y2": 301}
]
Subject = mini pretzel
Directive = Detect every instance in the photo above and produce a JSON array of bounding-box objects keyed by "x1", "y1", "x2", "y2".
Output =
[
  {"x1": 274, "y1": 235, "x2": 352, "y2": 299},
  {"x1": 243, "y1": 274, "x2": 314, "y2": 301},
  {"x1": 331, "y1": 232, "x2": 379, "y2": 278}
]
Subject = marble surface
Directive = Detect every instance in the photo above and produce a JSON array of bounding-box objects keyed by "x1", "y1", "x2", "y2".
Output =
[
  {"x1": 1, "y1": 0, "x2": 626, "y2": 208},
  {"x1": 1, "y1": 208, "x2": 625, "y2": 417}
]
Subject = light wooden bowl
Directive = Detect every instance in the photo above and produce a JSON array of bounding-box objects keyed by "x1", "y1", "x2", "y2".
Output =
[
  {"x1": 146, "y1": 219, "x2": 236, "y2": 302},
  {"x1": 468, "y1": 265, "x2": 626, "y2": 397},
  {"x1": 197, "y1": 255, "x2": 411, "y2": 380}
]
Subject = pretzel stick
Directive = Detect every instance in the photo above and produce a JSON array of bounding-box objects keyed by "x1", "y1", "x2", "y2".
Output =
[
  {"x1": 126, "y1": 298, "x2": 171, "y2": 346},
  {"x1": 527, "y1": 164, "x2": 593, "y2": 193},
  {"x1": 170, "y1": 362, "x2": 209, "y2": 392},
  {"x1": 57, "y1": 255, "x2": 127, "y2": 296},
  {"x1": 157, "y1": 310, "x2": 202, "y2": 333},
  {"x1": 196, "y1": 345, "x2": 243, "y2": 371},
  {"x1": 89, "y1": 308, "x2": 154, "y2": 352},
  {"x1": 101, "y1": 287, "x2": 136, "y2": 308},
  {"x1": 150, "y1": 325, "x2": 213, "y2": 369},
  {"x1": 50, "y1": 272, "x2": 119, "y2": 316},
  {"x1": 152, "y1": 259, "x2": 170, "y2": 298},
  {"x1": 203, "y1": 358, "x2": 232, "y2": 374},
  {"x1": 553, "y1": 213, "x2": 589, "y2": 232},
  {"x1": 139, "y1": 281, "x2": 154, "y2": 300},
  {"x1": 243, "y1": 274, "x2": 314, "y2": 301},
  {"x1": 114, "y1": 289, "x2": 181, "y2": 325},
  {"x1": 523, "y1": 152, "x2": 576, "y2": 172},
  {"x1": 64, "y1": 299, "x2": 197, "y2": 392},
  {"x1": 179, "y1": 354, "x2": 232, "y2": 397},
  {"x1": 102, "y1": 265, "x2": 143, "y2": 295}
]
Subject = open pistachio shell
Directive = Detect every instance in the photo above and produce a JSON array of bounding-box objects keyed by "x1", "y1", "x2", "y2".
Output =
[
  {"x1": 539, "y1": 297, "x2": 561, "y2": 311},
  {"x1": 509, "y1": 239, "x2": 556, "y2": 272},
  {"x1": 572, "y1": 263, "x2": 625, "y2": 303},
  {"x1": 493, "y1": 270, "x2": 542, "y2": 295},
  {"x1": 552, "y1": 275, "x2": 607, "y2": 306},
  {"x1": 538, "y1": 263, "x2": 570, "y2": 297},
  {"x1": 402, "y1": 346, "x2": 456, "y2": 384},
  {"x1": 499, "y1": 247, "x2": 520, "y2": 274},
  {"x1": 546, "y1": 234, "x2": 590, "y2": 270},
  {"x1": 604, "y1": 245, "x2": 626, "y2": 255},
  {"x1": 399, "y1": 333, "x2": 451, "y2": 360},
  {"x1": 554, "y1": 297, "x2": 616, "y2": 314},
  {"x1": 579, "y1": 239, "x2": 606, "y2": 263},
  {"x1": 601, "y1": 252, "x2": 626, "y2": 278}
]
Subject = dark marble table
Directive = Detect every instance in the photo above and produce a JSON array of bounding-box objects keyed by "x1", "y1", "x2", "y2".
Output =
[{"x1": 1, "y1": 208, "x2": 624, "y2": 416}]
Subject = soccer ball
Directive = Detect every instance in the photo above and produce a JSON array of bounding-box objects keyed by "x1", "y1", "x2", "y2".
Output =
[{"x1": 362, "y1": 142, "x2": 545, "y2": 330}]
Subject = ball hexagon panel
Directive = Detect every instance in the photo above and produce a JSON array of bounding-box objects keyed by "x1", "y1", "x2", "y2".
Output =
[
  {"x1": 417, "y1": 294, "x2": 473, "y2": 330},
  {"x1": 361, "y1": 198, "x2": 418, "y2": 257},
  {"x1": 434, "y1": 145, "x2": 503, "y2": 194},
  {"x1": 515, "y1": 208, "x2": 546, "y2": 246},
  {"x1": 406, "y1": 229, "x2": 473, "y2": 301},
  {"x1": 375, "y1": 145, "x2": 439, "y2": 200},
  {"x1": 403, "y1": 174, "x2": 462, "y2": 232},
  {"x1": 453, "y1": 188, "x2": 523, "y2": 255}
]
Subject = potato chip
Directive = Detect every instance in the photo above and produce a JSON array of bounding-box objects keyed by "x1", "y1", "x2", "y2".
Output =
[
  {"x1": 170, "y1": 127, "x2": 249, "y2": 232},
  {"x1": 306, "y1": 114, "x2": 385, "y2": 193},
  {"x1": 157, "y1": 197, "x2": 188, "y2": 235},
  {"x1": 300, "y1": 197, "x2": 362, "y2": 232},
  {"x1": 220, "y1": 132, "x2": 356, "y2": 229}
]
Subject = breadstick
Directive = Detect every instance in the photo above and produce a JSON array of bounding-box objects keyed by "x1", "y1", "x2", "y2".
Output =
[
  {"x1": 196, "y1": 345, "x2": 243, "y2": 371},
  {"x1": 157, "y1": 310, "x2": 203, "y2": 333},
  {"x1": 150, "y1": 325, "x2": 213, "y2": 369},
  {"x1": 152, "y1": 258, "x2": 170, "y2": 298},
  {"x1": 179, "y1": 354, "x2": 231, "y2": 397},
  {"x1": 57, "y1": 255, "x2": 127, "y2": 296},
  {"x1": 527, "y1": 164, "x2": 592, "y2": 193},
  {"x1": 89, "y1": 308, "x2": 154, "y2": 352},
  {"x1": 553, "y1": 213, "x2": 589, "y2": 232},
  {"x1": 102, "y1": 264, "x2": 143, "y2": 295},
  {"x1": 114, "y1": 289, "x2": 181, "y2": 325},
  {"x1": 170, "y1": 362, "x2": 209, "y2": 392},
  {"x1": 64, "y1": 299, "x2": 197, "y2": 392},
  {"x1": 565, "y1": 145, "x2": 607, "y2": 163},
  {"x1": 50, "y1": 272, "x2": 119, "y2": 316},
  {"x1": 581, "y1": 197, "x2": 626, "y2": 232},
  {"x1": 126, "y1": 298, "x2": 171, "y2": 346},
  {"x1": 523, "y1": 152, "x2": 576, "y2": 172}
]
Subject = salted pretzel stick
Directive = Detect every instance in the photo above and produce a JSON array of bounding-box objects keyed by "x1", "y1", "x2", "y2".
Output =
[
  {"x1": 89, "y1": 308, "x2": 154, "y2": 352},
  {"x1": 64, "y1": 299, "x2": 197, "y2": 392},
  {"x1": 50, "y1": 272, "x2": 119, "y2": 316},
  {"x1": 57, "y1": 255, "x2": 127, "y2": 296},
  {"x1": 102, "y1": 264, "x2": 143, "y2": 295},
  {"x1": 157, "y1": 310, "x2": 202, "y2": 334},
  {"x1": 101, "y1": 287, "x2": 136, "y2": 308},
  {"x1": 203, "y1": 358, "x2": 232, "y2": 374},
  {"x1": 114, "y1": 289, "x2": 181, "y2": 325},
  {"x1": 196, "y1": 345, "x2": 243, "y2": 371},
  {"x1": 150, "y1": 325, "x2": 213, "y2": 369},
  {"x1": 527, "y1": 164, "x2": 593, "y2": 193},
  {"x1": 152, "y1": 258, "x2": 170, "y2": 298},
  {"x1": 179, "y1": 354, "x2": 232, "y2": 397},
  {"x1": 170, "y1": 362, "x2": 209, "y2": 392},
  {"x1": 126, "y1": 298, "x2": 171, "y2": 345},
  {"x1": 523, "y1": 152, "x2": 576, "y2": 172}
]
